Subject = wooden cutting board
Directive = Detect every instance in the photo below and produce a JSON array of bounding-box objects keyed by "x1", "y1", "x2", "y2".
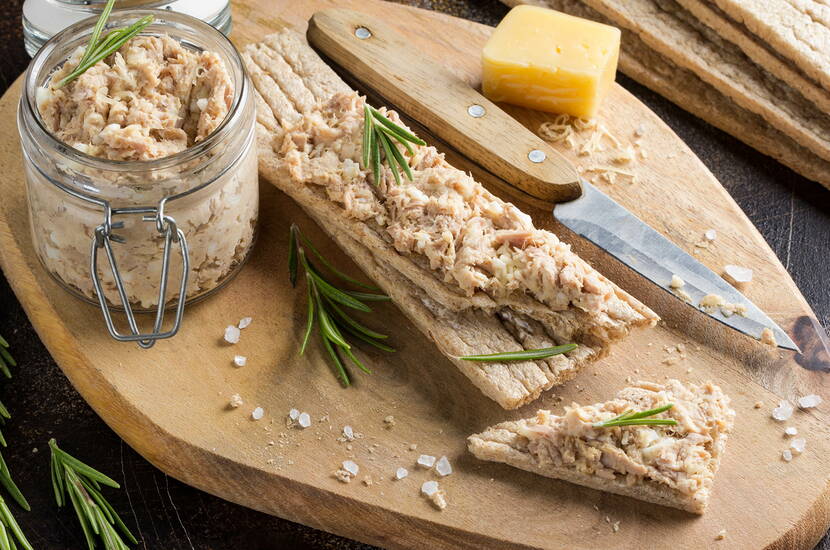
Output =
[{"x1": 1, "y1": 1, "x2": 829, "y2": 548}]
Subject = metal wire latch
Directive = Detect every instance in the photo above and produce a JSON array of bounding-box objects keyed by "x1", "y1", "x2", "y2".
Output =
[{"x1": 90, "y1": 197, "x2": 189, "y2": 349}]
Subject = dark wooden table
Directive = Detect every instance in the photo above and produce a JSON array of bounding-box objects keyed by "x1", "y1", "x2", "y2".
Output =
[{"x1": 0, "y1": 0, "x2": 828, "y2": 548}]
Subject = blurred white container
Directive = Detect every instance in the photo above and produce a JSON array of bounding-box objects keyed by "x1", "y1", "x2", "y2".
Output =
[{"x1": 22, "y1": 0, "x2": 231, "y2": 57}]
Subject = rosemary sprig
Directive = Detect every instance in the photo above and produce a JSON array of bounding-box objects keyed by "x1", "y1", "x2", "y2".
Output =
[
  {"x1": 56, "y1": 0, "x2": 154, "y2": 88},
  {"x1": 460, "y1": 344, "x2": 577, "y2": 362},
  {"x1": 362, "y1": 105, "x2": 426, "y2": 185},
  {"x1": 0, "y1": 337, "x2": 32, "y2": 550},
  {"x1": 593, "y1": 404, "x2": 678, "y2": 428},
  {"x1": 288, "y1": 224, "x2": 393, "y2": 386},
  {"x1": 49, "y1": 439, "x2": 137, "y2": 550}
]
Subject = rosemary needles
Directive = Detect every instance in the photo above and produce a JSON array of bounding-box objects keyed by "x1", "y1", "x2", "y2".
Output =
[
  {"x1": 289, "y1": 224, "x2": 393, "y2": 386},
  {"x1": 593, "y1": 404, "x2": 678, "y2": 428},
  {"x1": 362, "y1": 105, "x2": 426, "y2": 186},
  {"x1": 49, "y1": 439, "x2": 137, "y2": 550},
  {"x1": 460, "y1": 344, "x2": 577, "y2": 362},
  {"x1": 56, "y1": 0, "x2": 154, "y2": 88}
]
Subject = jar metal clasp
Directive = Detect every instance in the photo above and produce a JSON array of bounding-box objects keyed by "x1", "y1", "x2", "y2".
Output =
[{"x1": 90, "y1": 196, "x2": 189, "y2": 349}]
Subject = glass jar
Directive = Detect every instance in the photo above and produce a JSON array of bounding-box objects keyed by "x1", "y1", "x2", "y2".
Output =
[
  {"x1": 17, "y1": 9, "x2": 258, "y2": 347},
  {"x1": 22, "y1": 0, "x2": 232, "y2": 57}
]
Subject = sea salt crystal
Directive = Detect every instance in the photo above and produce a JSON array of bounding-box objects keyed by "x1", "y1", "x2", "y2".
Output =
[
  {"x1": 343, "y1": 426, "x2": 355, "y2": 441},
  {"x1": 785, "y1": 427, "x2": 798, "y2": 436},
  {"x1": 298, "y1": 412, "x2": 311, "y2": 428},
  {"x1": 417, "y1": 455, "x2": 436, "y2": 468},
  {"x1": 704, "y1": 229, "x2": 717, "y2": 241},
  {"x1": 289, "y1": 408, "x2": 300, "y2": 421},
  {"x1": 782, "y1": 449, "x2": 793, "y2": 462},
  {"x1": 233, "y1": 355, "x2": 247, "y2": 367},
  {"x1": 771, "y1": 401, "x2": 794, "y2": 421},
  {"x1": 790, "y1": 438, "x2": 806, "y2": 454},
  {"x1": 342, "y1": 460, "x2": 359, "y2": 476},
  {"x1": 798, "y1": 394, "x2": 822, "y2": 409},
  {"x1": 723, "y1": 264, "x2": 753, "y2": 285},
  {"x1": 252, "y1": 407, "x2": 264, "y2": 420},
  {"x1": 395, "y1": 467, "x2": 408, "y2": 480},
  {"x1": 224, "y1": 325, "x2": 241, "y2": 344},
  {"x1": 435, "y1": 456, "x2": 452, "y2": 477},
  {"x1": 421, "y1": 480, "x2": 439, "y2": 496},
  {"x1": 238, "y1": 317, "x2": 253, "y2": 329}
]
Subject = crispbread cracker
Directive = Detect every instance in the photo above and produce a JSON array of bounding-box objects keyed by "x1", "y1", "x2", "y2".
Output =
[
  {"x1": 503, "y1": 0, "x2": 830, "y2": 188},
  {"x1": 245, "y1": 30, "x2": 658, "y2": 409},
  {"x1": 711, "y1": 0, "x2": 830, "y2": 94},
  {"x1": 678, "y1": 0, "x2": 830, "y2": 115},
  {"x1": 575, "y1": 0, "x2": 830, "y2": 164}
]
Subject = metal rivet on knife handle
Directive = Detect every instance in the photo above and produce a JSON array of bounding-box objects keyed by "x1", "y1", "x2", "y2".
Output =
[
  {"x1": 354, "y1": 26, "x2": 372, "y2": 39},
  {"x1": 528, "y1": 149, "x2": 546, "y2": 163},
  {"x1": 467, "y1": 104, "x2": 486, "y2": 118}
]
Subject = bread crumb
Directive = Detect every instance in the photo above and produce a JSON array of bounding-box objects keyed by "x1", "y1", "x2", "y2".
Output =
[
  {"x1": 715, "y1": 529, "x2": 726, "y2": 541},
  {"x1": 383, "y1": 415, "x2": 396, "y2": 428},
  {"x1": 760, "y1": 327, "x2": 777, "y2": 347},
  {"x1": 612, "y1": 521, "x2": 620, "y2": 533},
  {"x1": 228, "y1": 394, "x2": 243, "y2": 409},
  {"x1": 669, "y1": 274, "x2": 685, "y2": 289},
  {"x1": 753, "y1": 401, "x2": 763, "y2": 409},
  {"x1": 362, "y1": 476, "x2": 373, "y2": 487}
]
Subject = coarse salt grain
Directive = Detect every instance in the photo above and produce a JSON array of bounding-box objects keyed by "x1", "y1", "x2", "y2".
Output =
[
  {"x1": 417, "y1": 455, "x2": 436, "y2": 468},
  {"x1": 785, "y1": 427, "x2": 798, "y2": 436},
  {"x1": 435, "y1": 456, "x2": 452, "y2": 477},
  {"x1": 798, "y1": 394, "x2": 822, "y2": 409},
  {"x1": 723, "y1": 264, "x2": 753, "y2": 286},
  {"x1": 704, "y1": 229, "x2": 717, "y2": 241},
  {"x1": 238, "y1": 317, "x2": 252, "y2": 329},
  {"x1": 395, "y1": 467, "x2": 408, "y2": 480},
  {"x1": 771, "y1": 401, "x2": 793, "y2": 421},
  {"x1": 791, "y1": 438, "x2": 806, "y2": 454},
  {"x1": 343, "y1": 426, "x2": 355, "y2": 441},
  {"x1": 289, "y1": 409, "x2": 300, "y2": 421},
  {"x1": 251, "y1": 407, "x2": 264, "y2": 420},
  {"x1": 421, "y1": 480, "x2": 439, "y2": 496},
  {"x1": 342, "y1": 460, "x2": 359, "y2": 476},
  {"x1": 782, "y1": 449, "x2": 793, "y2": 462},
  {"x1": 298, "y1": 412, "x2": 311, "y2": 428},
  {"x1": 233, "y1": 355, "x2": 247, "y2": 367},
  {"x1": 224, "y1": 325, "x2": 240, "y2": 344}
]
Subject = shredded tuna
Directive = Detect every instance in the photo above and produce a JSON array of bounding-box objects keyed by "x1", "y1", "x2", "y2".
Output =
[{"x1": 38, "y1": 35, "x2": 233, "y2": 161}]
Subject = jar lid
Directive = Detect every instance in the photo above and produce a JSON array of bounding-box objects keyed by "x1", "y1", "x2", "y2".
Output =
[{"x1": 22, "y1": 0, "x2": 232, "y2": 57}]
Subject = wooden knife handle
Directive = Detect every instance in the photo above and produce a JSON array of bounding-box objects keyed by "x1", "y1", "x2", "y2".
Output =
[{"x1": 307, "y1": 8, "x2": 583, "y2": 203}]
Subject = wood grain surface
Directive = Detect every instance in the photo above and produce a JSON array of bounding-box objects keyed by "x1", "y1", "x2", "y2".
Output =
[{"x1": 0, "y1": 1, "x2": 828, "y2": 549}]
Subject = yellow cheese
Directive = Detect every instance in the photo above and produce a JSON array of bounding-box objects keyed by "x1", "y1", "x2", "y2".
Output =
[{"x1": 482, "y1": 5, "x2": 621, "y2": 119}]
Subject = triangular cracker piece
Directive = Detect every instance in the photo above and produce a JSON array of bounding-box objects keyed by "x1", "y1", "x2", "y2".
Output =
[{"x1": 468, "y1": 379, "x2": 734, "y2": 513}]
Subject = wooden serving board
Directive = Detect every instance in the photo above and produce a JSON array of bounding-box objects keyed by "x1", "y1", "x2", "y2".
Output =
[{"x1": 1, "y1": 1, "x2": 829, "y2": 548}]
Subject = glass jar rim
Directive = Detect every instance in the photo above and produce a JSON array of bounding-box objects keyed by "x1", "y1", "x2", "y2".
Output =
[{"x1": 21, "y1": 8, "x2": 248, "y2": 176}]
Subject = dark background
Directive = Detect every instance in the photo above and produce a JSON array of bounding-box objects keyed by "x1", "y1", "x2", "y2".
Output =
[{"x1": 1, "y1": 0, "x2": 828, "y2": 548}]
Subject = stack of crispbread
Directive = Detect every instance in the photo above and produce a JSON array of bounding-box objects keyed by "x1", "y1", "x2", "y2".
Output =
[{"x1": 502, "y1": 0, "x2": 830, "y2": 188}]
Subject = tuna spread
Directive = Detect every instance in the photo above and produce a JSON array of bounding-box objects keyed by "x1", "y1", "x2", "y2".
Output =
[{"x1": 26, "y1": 34, "x2": 258, "y2": 309}]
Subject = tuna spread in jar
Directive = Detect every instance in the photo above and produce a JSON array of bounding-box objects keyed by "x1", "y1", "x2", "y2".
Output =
[{"x1": 19, "y1": 10, "x2": 258, "y2": 314}]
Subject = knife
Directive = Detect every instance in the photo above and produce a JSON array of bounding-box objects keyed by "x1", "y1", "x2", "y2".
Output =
[{"x1": 306, "y1": 8, "x2": 799, "y2": 352}]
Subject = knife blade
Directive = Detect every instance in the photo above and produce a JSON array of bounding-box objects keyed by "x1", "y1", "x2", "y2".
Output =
[{"x1": 307, "y1": 8, "x2": 800, "y2": 352}]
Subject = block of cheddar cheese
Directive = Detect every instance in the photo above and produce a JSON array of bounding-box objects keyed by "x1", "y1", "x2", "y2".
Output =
[{"x1": 482, "y1": 5, "x2": 621, "y2": 119}]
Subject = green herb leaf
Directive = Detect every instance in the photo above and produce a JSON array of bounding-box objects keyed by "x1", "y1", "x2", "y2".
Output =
[
  {"x1": 361, "y1": 105, "x2": 425, "y2": 185},
  {"x1": 49, "y1": 439, "x2": 135, "y2": 549},
  {"x1": 460, "y1": 344, "x2": 578, "y2": 362},
  {"x1": 290, "y1": 226, "x2": 393, "y2": 385},
  {"x1": 288, "y1": 224, "x2": 299, "y2": 287},
  {"x1": 56, "y1": 6, "x2": 154, "y2": 89},
  {"x1": 593, "y1": 404, "x2": 678, "y2": 428},
  {"x1": 344, "y1": 291, "x2": 391, "y2": 302}
]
